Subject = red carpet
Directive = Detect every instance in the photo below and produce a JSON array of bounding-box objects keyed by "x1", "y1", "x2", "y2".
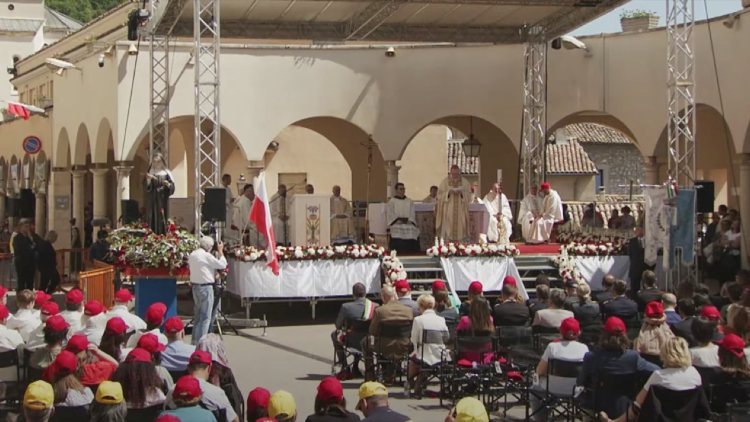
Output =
[{"x1": 514, "y1": 243, "x2": 561, "y2": 255}]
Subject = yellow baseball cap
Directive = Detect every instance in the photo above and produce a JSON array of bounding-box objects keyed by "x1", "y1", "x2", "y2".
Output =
[
  {"x1": 268, "y1": 390, "x2": 296, "y2": 420},
  {"x1": 355, "y1": 382, "x2": 389, "y2": 410},
  {"x1": 455, "y1": 397, "x2": 489, "y2": 422},
  {"x1": 95, "y1": 381, "x2": 124, "y2": 404},
  {"x1": 24, "y1": 381, "x2": 53, "y2": 410}
]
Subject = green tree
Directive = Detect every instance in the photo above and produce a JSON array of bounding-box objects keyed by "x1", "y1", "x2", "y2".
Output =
[
  {"x1": 90, "y1": 0, "x2": 127, "y2": 19},
  {"x1": 47, "y1": 0, "x2": 94, "y2": 23}
]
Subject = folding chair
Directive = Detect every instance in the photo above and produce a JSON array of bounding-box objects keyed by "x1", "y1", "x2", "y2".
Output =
[
  {"x1": 726, "y1": 403, "x2": 750, "y2": 422},
  {"x1": 623, "y1": 315, "x2": 642, "y2": 341},
  {"x1": 125, "y1": 404, "x2": 163, "y2": 422},
  {"x1": 531, "y1": 325, "x2": 561, "y2": 351},
  {"x1": 496, "y1": 326, "x2": 537, "y2": 416},
  {"x1": 412, "y1": 329, "x2": 450, "y2": 399},
  {"x1": 0, "y1": 349, "x2": 23, "y2": 418},
  {"x1": 51, "y1": 405, "x2": 90, "y2": 422},
  {"x1": 443, "y1": 332, "x2": 494, "y2": 407},
  {"x1": 578, "y1": 371, "x2": 639, "y2": 420},
  {"x1": 373, "y1": 321, "x2": 412, "y2": 386},
  {"x1": 331, "y1": 318, "x2": 371, "y2": 375},
  {"x1": 526, "y1": 358, "x2": 583, "y2": 422}
]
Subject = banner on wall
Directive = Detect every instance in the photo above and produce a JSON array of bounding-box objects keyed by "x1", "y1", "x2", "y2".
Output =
[{"x1": 644, "y1": 187, "x2": 670, "y2": 270}]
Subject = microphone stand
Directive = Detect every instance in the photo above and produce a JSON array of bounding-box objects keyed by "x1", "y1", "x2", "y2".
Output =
[{"x1": 361, "y1": 136, "x2": 376, "y2": 244}]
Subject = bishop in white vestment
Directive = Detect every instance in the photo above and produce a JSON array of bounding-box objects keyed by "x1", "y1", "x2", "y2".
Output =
[
  {"x1": 528, "y1": 182, "x2": 564, "y2": 244},
  {"x1": 483, "y1": 183, "x2": 513, "y2": 244},
  {"x1": 387, "y1": 183, "x2": 420, "y2": 253},
  {"x1": 436, "y1": 165, "x2": 472, "y2": 242},
  {"x1": 518, "y1": 186, "x2": 542, "y2": 242},
  {"x1": 231, "y1": 184, "x2": 265, "y2": 248},
  {"x1": 331, "y1": 185, "x2": 355, "y2": 245},
  {"x1": 270, "y1": 184, "x2": 291, "y2": 246}
]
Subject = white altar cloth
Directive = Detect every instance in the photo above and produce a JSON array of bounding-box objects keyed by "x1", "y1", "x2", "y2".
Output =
[
  {"x1": 573, "y1": 256, "x2": 630, "y2": 290},
  {"x1": 440, "y1": 257, "x2": 527, "y2": 300},
  {"x1": 227, "y1": 258, "x2": 382, "y2": 299}
]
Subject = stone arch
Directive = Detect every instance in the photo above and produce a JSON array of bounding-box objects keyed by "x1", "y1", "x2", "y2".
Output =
[
  {"x1": 72, "y1": 123, "x2": 90, "y2": 166},
  {"x1": 92, "y1": 118, "x2": 113, "y2": 163},
  {"x1": 400, "y1": 115, "x2": 519, "y2": 199},
  {"x1": 55, "y1": 128, "x2": 71, "y2": 168},
  {"x1": 743, "y1": 116, "x2": 750, "y2": 154},
  {"x1": 548, "y1": 111, "x2": 639, "y2": 147}
]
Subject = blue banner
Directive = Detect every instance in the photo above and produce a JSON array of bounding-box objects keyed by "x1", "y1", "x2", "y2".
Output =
[{"x1": 669, "y1": 189, "x2": 696, "y2": 269}]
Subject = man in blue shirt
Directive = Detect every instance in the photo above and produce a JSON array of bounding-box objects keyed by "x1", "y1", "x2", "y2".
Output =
[{"x1": 161, "y1": 317, "x2": 196, "y2": 372}]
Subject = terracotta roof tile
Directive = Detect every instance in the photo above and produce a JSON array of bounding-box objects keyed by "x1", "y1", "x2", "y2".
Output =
[
  {"x1": 546, "y1": 140, "x2": 598, "y2": 175},
  {"x1": 447, "y1": 140, "x2": 479, "y2": 175},
  {"x1": 563, "y1": 123, "x2": 633, "y2": 145}
]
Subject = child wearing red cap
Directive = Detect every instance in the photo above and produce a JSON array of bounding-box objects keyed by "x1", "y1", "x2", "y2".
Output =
[
  {"x1": 28, "y1": 314, "x2": 70, "y2": 373},
  {"x1": 75, "y1": 300, "x2": 109, "y2": 345},
  {"x1": 711, "y1": 333, "x2": 750, "y2": 413},
  {"x1": 45, "y1": 350, "x2": 95, "y2": 407},
  {"x1": 247, "y1": 387, "x2": 271, "y2": 421},
  {"x1": 100, "y1": 317, "x2": 129, "y2": 363},
  {"x1": 634, "y1": 301, "x2": 675, "y2": 365},
  {"x1": 458, "y1": 282, "x2": 491, "y2": 317},
  {"x1": 61, "y1": 289, "x2": 85, "y2": 333},
  {"x1": 0, "y1": 303, "x2": 24, "y2": 380},
  {"x1": 159, "y1": 375, "x2": 216, "y2": 422},
  {"x1": 161, "y1": 317, "x2": 196, "y2": 373},
  {"x1": 62, "y1": 334, "x2": 120, "y2": 388},
  {"x1": 306, "y1": 377, "x2": 359, "y2": 421},
  {"x1": 111, "y1": 348, "x2": 167, "y2": 409},
  {"x1": 106, "y1": 289, "x2": 147, "y2": 333},
  {"x1": 25, "y1": 302, "x2": 61, "y2": 351},
  {"x1": 125, "y1": 302, "x2": 169, "y2": 349},
  {"x1": 6, "y1": 289, "x2": 41, "y2": 342}
]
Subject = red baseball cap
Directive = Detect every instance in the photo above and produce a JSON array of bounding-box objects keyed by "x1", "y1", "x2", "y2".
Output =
[
  {"x1": 156, "y1": 416, "x2": 181, "y2": 422},
  {"x1": 468, "y1": 281, "x2": 483, "y2": 295},
  {"x1": 541, "y1": 182, "x2": 551, "y2": 190},
  {"x1": 35, "y1": 291, "x2": 51, "y2": 307},
  {"x1": 645, "y1": 301, "x2": 664, "y2": 318},
  {"x1": 125, "y1": 348, "x2": 152, "y2": 363},
  {"x1": 137, "y1": 333, "x2": 166, "y2": 353},
  {"x1": 394, "y1": 280, "x2": 410, "y2": 293},
  {"x1": 0, "y1": 304, "x2": 9, "y2": 320},
  {"x1": 701, "y1": 306, "x2": 722, "y2": 322},
  {"x1": 174, "y1": 375, "x2": 202, "y2": 401},
  {"x1": 718, "y1": 333, "x2": 746, "y2": 358},
  {"x1": 114, "y1": 289, "x2": 134, "y2": 303},
  {"x1": 432, "y1": 280, "x2": 447, "y2": 292},
  {"x1": 503, "y1": 276, "x2": 517, "y2": 287},
  {"x1": 40, "y1": 301, "x2": 60, "y2": 316},
  {"x1": 603, "y1": 316, "x2": 626, "y2": 335},
  {"x1": 316, "y1": 377, "x2": 344, "y2": 403},
  {"x1": 189, "y1": 350, "x2": 213, "y2": 365},
  {"x1": 559, "y1": 317, "x2": 580, "y2": 340},
  {"x1": 65, "y1": 334, "x2": 90, "y2": 354},
  {"x1": 164, "y1": 317, "x2": 185, "y2": 334},
  {"x1": 44, "y1": 315, "x2": 70, "y2": 333},
  {"x1": 145, "y1": 302, "x2": 167, "y2": 325},
  {"x1": 52, "y1": 350, "x2": 78, "y2": 375},
  {"x1": 65, "y1": 289, "x2": 84, "y2": 305},
  {"x1": 0, "y1": 285, "x2": 7, "y2": 299},
  {"x1": 247, "y1": 387, "x2": 271, "y2": 413},
  {"x1": 84, "y1": 300, "x2": 105, "y2": 316},
  {"x1": 105, "y1": 317, "x2": 128, "y2": 335}
]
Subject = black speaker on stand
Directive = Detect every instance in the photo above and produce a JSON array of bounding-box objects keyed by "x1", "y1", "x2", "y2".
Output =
[
  {"x1": 203, "y1": 187, "x2": 227, "y2": 223},
  {"x1": 694, "y1": 181, "x2": 715, "y2": 214},
  {"x1": 121, "y1": 200, "x2": 140, "y2": 224},
  {"x1": 6, "y1": 197, "x2": 18, "y2": 218},
  {"x1": 19, "y1": 189, "x2": 34, "y2": 218}
]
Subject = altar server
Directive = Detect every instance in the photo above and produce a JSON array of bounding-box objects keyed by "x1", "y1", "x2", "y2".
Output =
[
  {"x1": 422, "y1": 186, "x2": 438, "y2": 204},
  {"x1": 331, "y1": 185, "x2": 355, "y2": 245},
  {"x1": 387, "y1": 183, "x2": 420, "y2": 253},
  {"x1": 518, "y1": 186, "x2": 543, "y2": 242},
  {"x1": 528, "y1": 182, "x2": 563, "y2": 244},
  {"x1": 483, "y1": 183, "x2": 513, "y2": 244},
  {"x1": 231, "y1": 184, "x2": 264, "y2": 248}
]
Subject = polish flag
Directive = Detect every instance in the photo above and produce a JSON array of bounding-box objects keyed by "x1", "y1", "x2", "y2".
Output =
[
  {"x1": 7, "y1": 103, "x2": 30, "y2": 120},
  {"x1": 249, "y1": 172, "x2": 279, "y2": 276}
]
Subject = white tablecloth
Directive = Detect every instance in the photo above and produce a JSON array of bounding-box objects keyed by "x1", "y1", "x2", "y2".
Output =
[
  {"x1": 227, "y1": 259, "x2": 382, "y2": 299},
  {"x1": 440, "y1": 257, "x2": 527, "y2": 300},
  {"x1": 574, "y1": 256, "x2": 630, "y2": 290}
]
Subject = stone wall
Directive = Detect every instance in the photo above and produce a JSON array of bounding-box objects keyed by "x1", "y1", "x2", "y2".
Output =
[{"x1": 582, "y1": 144, "x2": 644, "y2": 195}]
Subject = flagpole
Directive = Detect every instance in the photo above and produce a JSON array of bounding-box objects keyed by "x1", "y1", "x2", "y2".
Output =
[{"x1": 361, "y1": 136, "x2": 376, "y2": 244}]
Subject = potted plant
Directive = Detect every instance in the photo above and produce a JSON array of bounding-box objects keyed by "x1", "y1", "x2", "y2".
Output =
[{"x1": 620, "y1": 9, "x2": 660, "y2": 32}]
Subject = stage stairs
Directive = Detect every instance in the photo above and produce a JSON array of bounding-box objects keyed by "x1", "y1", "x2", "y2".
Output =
[{"x1": 399, "y1": 254, "x2": 559, "y2": 301}]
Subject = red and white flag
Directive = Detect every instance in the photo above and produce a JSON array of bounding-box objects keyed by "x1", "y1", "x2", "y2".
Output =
[
  {"x1": 7, "y1": 102, "x2": 29, "y2": 120},
  {"x1": 249, "y1": 172, "x2": 279, "y2": 276}
]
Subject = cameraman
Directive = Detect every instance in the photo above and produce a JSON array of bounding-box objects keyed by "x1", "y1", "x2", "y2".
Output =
[{"x1": 188, "y1": 236, "x2": 227, "y2": 345}]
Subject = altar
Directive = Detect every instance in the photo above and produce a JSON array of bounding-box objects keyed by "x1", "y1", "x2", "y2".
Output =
[{"x1": 368, "y1": 203, "x2": 489, "y2": 250}]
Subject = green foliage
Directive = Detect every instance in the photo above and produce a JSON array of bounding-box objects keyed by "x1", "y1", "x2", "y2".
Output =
[
  {"x1": 620, "y1": 9, "x2": 658, "y2": 19},
  {"x1": 46, "y1": 0, "x2": 128, "y2": 22},
  {"x1": 90, "y1": 0, "x2": 126, "y2": 19}
]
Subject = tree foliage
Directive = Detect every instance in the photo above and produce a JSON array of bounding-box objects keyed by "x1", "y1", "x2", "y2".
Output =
[{"x1": 47, "y1": 0, "x2": 128, "y2": 22}]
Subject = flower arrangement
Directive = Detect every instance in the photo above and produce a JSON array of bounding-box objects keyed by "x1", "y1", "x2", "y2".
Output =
[
  {"x1": 426, "y1": 241, "x2": 520, "y2": 258},
  {"x1": 108, "y1": 221, "x2": 199, "y2": 271},
  {"x1": 231, "y1": 244, "x2": 386, "y2": 263},
  {"x1": 381, "y1": 252, "x2": 407, "y2": 284},
  {"x1": 550, "y1": 248, "x2": 584, "y2": 284},
  {"x1": 557, "y1": 231, "x2": 628, "y2": 256}
]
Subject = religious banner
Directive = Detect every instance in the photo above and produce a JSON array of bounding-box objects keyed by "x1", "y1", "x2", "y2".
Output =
[
  {"x1": 643, "y1": 187, "x2": 670, "y2": 269},
  {"x1": 306, "y1": 204, "x2": 321, "y2": 246},
  {"x1": 669, "y1": 189, "x2": 696, "y2": 269}
]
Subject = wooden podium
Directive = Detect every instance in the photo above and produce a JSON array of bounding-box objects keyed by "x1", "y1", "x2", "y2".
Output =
[{"x1": 289, "y1": 194, "x2": 331, "y2": 247}]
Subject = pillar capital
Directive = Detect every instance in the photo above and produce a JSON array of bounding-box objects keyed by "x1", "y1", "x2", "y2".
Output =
[
  {"x1": 51, "y1": 166, "x2": 69, "y2": 173},
  {"x1": 643, "y1": 156, "x2": 658, "y2": 166},
  {"x1": 90, "y1": 168, "x2": 109, "y2": 176},
  {"x1": 71, "y1": 169, "x2": 87, "y2": 178}
]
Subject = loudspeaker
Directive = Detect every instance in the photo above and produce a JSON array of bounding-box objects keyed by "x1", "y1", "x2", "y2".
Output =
[
  {"x1": 695, "y1": 181, "x2": 715, "y2": 213},
  {"x1": 203, "y1": 187, "x2": 226, "y2": 222},
  {"x1": 6, "y1": 197, "x2": 19, "y2": 218},
  {"x1": 19, "y1": 189, "x2": 34, "y2": 218},
  {"x1": 122, "y1": 200, "x2": 139, "y2": 224}
]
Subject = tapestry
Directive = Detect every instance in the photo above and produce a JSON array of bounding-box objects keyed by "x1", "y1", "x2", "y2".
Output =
[
  {"x1": 669, "y1": 189, "x2": 696, "y2": 269},
  {"x1": 643, "y1": 187, "x2": 670, "y2": 270},
  {"x1": 306, "y1": 204, "x2": 321, "y2": 246}
]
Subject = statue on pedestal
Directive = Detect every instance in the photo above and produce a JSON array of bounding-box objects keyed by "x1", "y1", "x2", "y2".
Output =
[{"x1": 143, "y1": 153, "x2": 174, "y2": 234}]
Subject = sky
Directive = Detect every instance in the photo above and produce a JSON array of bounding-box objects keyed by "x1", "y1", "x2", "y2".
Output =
[{"x1": 570, "y1": 0, "x2": 742, "y2": 36}]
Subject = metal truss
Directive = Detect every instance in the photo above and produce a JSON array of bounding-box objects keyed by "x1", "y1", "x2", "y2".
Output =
[
  {"x1": 149, "y1": 32, "x2": 170, "y2": 160},
  {"x1": 193, "y1": 0, "x2": 221, "y2": 232},
  {"x1": 521, "y1": 27, "x2": 546, "y2": 194},
  {"x1": 346, "y1": 0, "x2": 407, "y2": 40}
]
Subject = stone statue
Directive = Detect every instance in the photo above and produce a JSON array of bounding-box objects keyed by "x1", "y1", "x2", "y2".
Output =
[{"x1": 143, "y1": 152, "x2": 175, "y2": 234}]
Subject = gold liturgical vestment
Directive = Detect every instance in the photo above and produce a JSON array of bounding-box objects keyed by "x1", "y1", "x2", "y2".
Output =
[
  {"x1": 436, "y1": 176, "x2": 471, "y2": 242},
  {"x1": 331, "y1": 196, "x2": 355, "y2": 243}
]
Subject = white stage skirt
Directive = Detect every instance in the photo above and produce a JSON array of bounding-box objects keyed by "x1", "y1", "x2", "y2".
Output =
[
  {"x1": 573, "y1": 256, "x2": 630, "y2": 290},
  {"x1": 227, "y1": 259, "x2": 382, "y2": 299},
  {"x1": 440, "y1": 257, "x2": 527, "y2": 300}
]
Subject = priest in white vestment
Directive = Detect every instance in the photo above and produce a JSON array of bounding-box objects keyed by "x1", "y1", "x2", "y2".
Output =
[
  {"x1": 483, "y1": 183, "x2": 513, "y2": 244},
  {"x1": 222, "y1": 174, "x2": 236, "y2": 242},
  {"x1": 387, "y1": 183, "x2": 420, "y2": 253},
  {"x1": 331, "y1": 185, "x2": 355, "y2": 245},
  {"x1": 421, "y1": 185, "x2": 438, "y2": 204},
  {"x1": 231, "y1": 183, "x2": 265, "y2": 248},
  {"x1": 270, "y1": 184, "x2": 291, "y2": 246},
  {"x1": 518, "y1": 186, "x2": 542, "y2": 242},
  {"x1": 528, "y1": 182, "x2": 564, "y2": 244},
  {"x1": 436, "y1": 165, "x2": 472, "y2": 242}
]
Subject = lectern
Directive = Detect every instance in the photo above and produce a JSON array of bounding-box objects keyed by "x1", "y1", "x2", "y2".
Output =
[{"x1": 289, "y1": 194, "x2": 331, "y2": 247}]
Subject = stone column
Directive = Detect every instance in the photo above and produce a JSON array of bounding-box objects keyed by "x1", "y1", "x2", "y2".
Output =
[
  {"x1": 90, "y1": 167, "x2": 109, "y2": 221},
  {"x1": 0, "y1": 189, "x2": 5, "y2": 228},
  {"x1": 114, "y1": 164, "x2": 133, "y2": 227},
  {"x1": 643, "y1": 156, "x2": 659, "y2": 185},
  {"x1": 71, "y1": 168, "x2": 87, "y2": 232},
  {"x1": 35, "y1": 192, "x2": 46, "y2": 235},
  {"x1": 50, "y1": 167, "x2": 71, "y2": 248},
  {"x1": 740, "y1": 154, "x2": 750, "y2": 268},
  {"x1": 384, "y1": 160, "x2": 401, "y2": 200}
]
